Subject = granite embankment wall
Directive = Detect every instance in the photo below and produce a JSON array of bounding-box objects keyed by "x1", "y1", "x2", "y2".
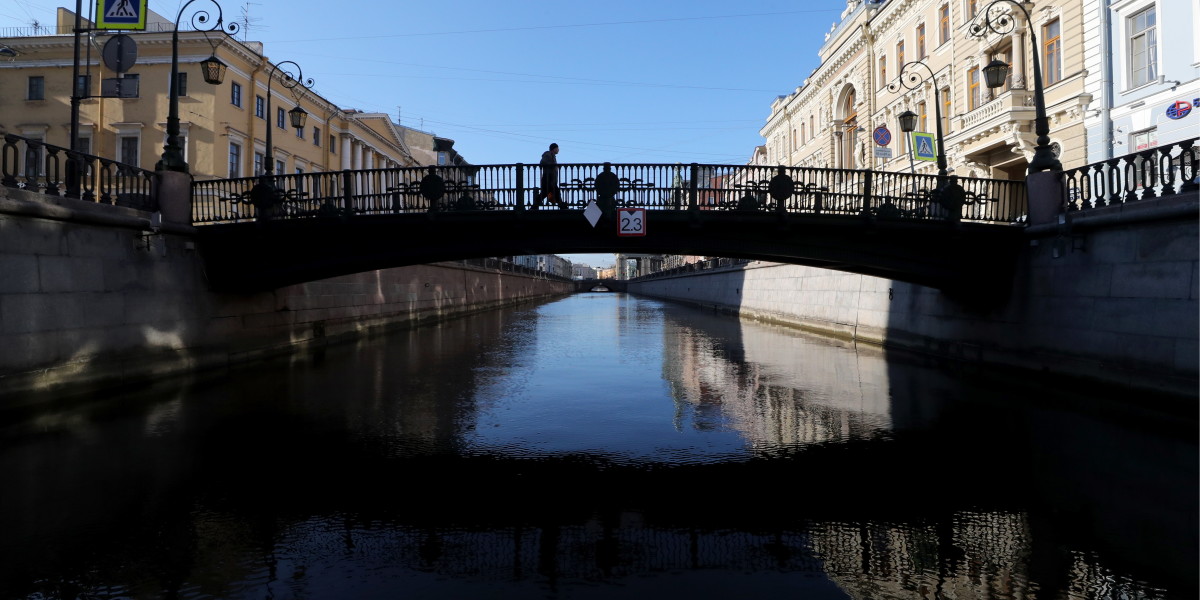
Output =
[
  {"x1": 0, "y1": 186, "x2": 572, "y2": 398},
  {"x1": 628, "y1": 194, "x2": 1198, "y2": 398}
]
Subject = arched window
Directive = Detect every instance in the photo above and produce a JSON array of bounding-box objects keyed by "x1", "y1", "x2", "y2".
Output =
[{"x1": 840, "y1": 88, "x2": 859, "y2": 168}]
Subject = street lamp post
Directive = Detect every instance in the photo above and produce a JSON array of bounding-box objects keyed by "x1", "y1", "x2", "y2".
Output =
[
  {"x1": 888, "y1": 61, "x2": 948, "y2": 181},
  {"x1": 244, "y1": 60, "x2": 312, "y2": 221},
  {"x1": 262, "y1": 60, "x2": 313, "y2": 181},
  {"x1": 970, "y1": 0, "x2": 1063, "y2": 174},
  {"x1": 157, "y1": 0, "x2": 235, "y2": 173}
]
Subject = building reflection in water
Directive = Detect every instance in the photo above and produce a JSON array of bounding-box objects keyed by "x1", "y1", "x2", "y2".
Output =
[{"x1": 0, "y1": 295, "x2": 1191, "y2": 599}]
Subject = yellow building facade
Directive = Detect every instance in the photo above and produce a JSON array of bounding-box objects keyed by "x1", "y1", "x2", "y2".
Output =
[
  {"x1": 0, "y1": 8, "x2": 419, "y2": 181},
  {"x1": 761, "y1": 0, "x2": 1090, "y2": 180}
]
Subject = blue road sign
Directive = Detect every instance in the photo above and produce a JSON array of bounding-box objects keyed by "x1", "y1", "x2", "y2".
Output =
[
  {"x1": 911, "y1": 132, "x2": 937, "y2": 162},
  {"x1": 872, "y1": 126, "x2": 892, "y2": 146},
  {"x1": 97, "y1": 0, "x2": 147, "y2": 30}
]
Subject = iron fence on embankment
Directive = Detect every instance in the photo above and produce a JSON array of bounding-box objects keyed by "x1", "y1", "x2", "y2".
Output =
[
  {"x1": 191, "y1": 163, "x2": 1027, "y2": 225},
  {"x1": 0, "y1": 134, "x2": 157, "y2": 211},
  {"x1": 1062, "y1": 137, "x2": 1198, "y2": 211}
]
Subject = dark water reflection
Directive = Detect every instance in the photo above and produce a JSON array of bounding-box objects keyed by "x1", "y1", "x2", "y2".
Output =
[{"x1": 0, "y1": 294, "x2": 1194, "y2": 600}]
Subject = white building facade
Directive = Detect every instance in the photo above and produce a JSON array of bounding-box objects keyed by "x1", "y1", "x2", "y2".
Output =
[{"x1": 1081, "y1": 0, "x2": 1200, "y2": 163}]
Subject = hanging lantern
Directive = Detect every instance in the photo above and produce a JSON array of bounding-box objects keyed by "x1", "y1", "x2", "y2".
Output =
[
  {"x1": 897, "y1": 110, "x2": 918, "y2": 133},
  {"x1": 199, "y1": 54, "x2": 227, "y2": 85},
  {"x1": 983, "y1": 59, "x2": 1010, "y2": 89},
  {"x1": 289, "y1": 105, "x2": 309, "y2": 129}
]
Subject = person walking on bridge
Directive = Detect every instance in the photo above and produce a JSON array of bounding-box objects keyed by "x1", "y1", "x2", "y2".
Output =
[{"x1": 537, "y1": 143, "x2": 566, "y2": 209}]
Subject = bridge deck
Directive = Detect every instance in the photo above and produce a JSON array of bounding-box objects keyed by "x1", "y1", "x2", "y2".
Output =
[{"x1": 188, "y1": 163, "x2": 1028, "y2": 295}]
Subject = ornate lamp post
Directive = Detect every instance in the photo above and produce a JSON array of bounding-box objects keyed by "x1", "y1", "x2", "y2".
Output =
[
  {"x1": 888, "y1": 61, "x2": 948, "y2": 180},
  {"x1": 262, "y1": 60, "x2": 314, "y2": 180},
  {"x1": 969, "y1": 0, "x2": 1062, "y2": 174},
  {"x1": 157, "y1": 0, "x2": 236, "y2": 173}
]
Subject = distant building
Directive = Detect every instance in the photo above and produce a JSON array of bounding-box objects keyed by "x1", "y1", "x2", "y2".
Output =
[
  {"x1": 0, "y1": 7, "x2": 443, "y2": 181},
  {"x1": 398, "y1": 126, "x2": 470, "y2": 168},
  {"x1": 571, "y1": 263, "x2": 599, "y2": 279},
  {"x1": 513, "y1": 254, "x2": 572, "y2": 278}
]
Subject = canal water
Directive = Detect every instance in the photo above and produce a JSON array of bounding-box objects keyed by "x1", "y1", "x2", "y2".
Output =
[{"x1": 0, "y1": 293, "x2": 1195, "y2": 600}]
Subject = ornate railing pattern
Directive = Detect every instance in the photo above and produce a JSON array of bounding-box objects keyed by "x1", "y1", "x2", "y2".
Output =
[
  {"x1": 0, "y1": 134, "x2": 157, "y2": 211},
  {"x1": 192, "y1": 163, "x2": 1027, "y2": 225},
  {"x1": 1062, "y1": 138, "x2": 1199, "y2": 212}
]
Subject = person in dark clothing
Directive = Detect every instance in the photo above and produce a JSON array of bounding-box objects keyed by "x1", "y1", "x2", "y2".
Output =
[{"x1": 536, "y1": 143, "x2": 566, "y2": 209}]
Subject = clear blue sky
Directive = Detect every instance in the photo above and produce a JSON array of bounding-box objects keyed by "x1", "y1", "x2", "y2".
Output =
[{"x1": 1, "y1": 1, "x2": 845, "y2": 267}]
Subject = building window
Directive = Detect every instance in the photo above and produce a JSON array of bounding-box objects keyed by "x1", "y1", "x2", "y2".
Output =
[
  {"x1": 1128, "y1": 6, "x2": 1157, "y2": 87},
  {"x1": 228, "y1": 142, "x2": 241, "y2": 177},
  {"x1": 27, "y1": 76, "x2": 45, "y2": 100},
  {"x1": 277, "y1": 107, "x2": 286, "y2": 129},
  {"x1": 254, "y1": 152, "x2": 265, "y2": 175},
  {"x1": 801, "y1": 123, "x2": 806, "y2": 143},
  {"x1": 967, "y1": 0, "x2": 978, "y2": 18},
  {"x1": 437, "y1": 152, "x2": 448, "y2": 166},
  {"x1": 939, "y1": 4, "x2": 950, "y2": 45},
  {"x1": 255, "y1": 95, "x2": 265, "y2": 118},
  {"x1": 967, "y1": 66, "x2": 981, "y2": 110},
  {"x1": 879, "y1": 56, "x2": 887, "y2": 83},
  {"x1": 917, "y1": 101, "x2": 928, "y2": 132},
  {"x1": 941, "y1": 87, "x2": 952, "y2": 133},
  {"x1": 1131, "y1": 128, "x2": 1157, "y2": 151},
  {"x1": 174, "y1": 72, "x2": 188, "y2": 96},
  {"x1": 897, "y1": 40, "x2": 905, "y2": 69},
  {"x1": 119, "y1": 135, "x2": 140, "y2": 169},
  {"x1": 330, "y1": 135, "x2": 337, "y2": 154},
  {"x1": 296, "y1": 167, "x2": 304, "y2": 175},
  {"x1": 275, "y1": 159, "x2": 285, "y2": 174},
  {"x1": 1043, "y1": 19, "x2": 1062, "y2": 86},
  {"x1": 295, "y1": 123, "x2": 304, "y2": 139},
  {"x1": 313, "y1": 126, "x2": 321, "y2": 146},
  {"x1": 917, "y1": 24, "x2": 926, "y2": 58},
  {"x1": 229, "y1": 81, "x2": 242, "y2": 107}
]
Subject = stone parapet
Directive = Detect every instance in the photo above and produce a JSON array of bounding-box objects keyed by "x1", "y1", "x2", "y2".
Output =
[{"x1": 0, "y1": 190, "x2": 571, "y2": 401}]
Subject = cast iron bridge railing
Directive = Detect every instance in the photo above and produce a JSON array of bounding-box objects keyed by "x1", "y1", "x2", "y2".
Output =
[
  {"x1": 190, "y1": 163, "x2": 1028, "y2": 225},
  {"x1": 1062, "y1": 137, "x2": 1199, "y2": 211},
  {"x1": 0, "y1": 134, "x2": 157, "y2": 211}
]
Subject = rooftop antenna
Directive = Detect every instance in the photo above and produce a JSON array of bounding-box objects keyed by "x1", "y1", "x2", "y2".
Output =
[
  {"x1": 396, "y1": 105, "x2": 401, "y2": 126},
  {"x1": 238, "y1": 2, "x2": 265, "y2": 41}
]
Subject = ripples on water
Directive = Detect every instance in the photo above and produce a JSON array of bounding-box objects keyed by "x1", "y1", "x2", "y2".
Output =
[{"x1": 0, "y1": 293, "x2": 1194, "y2": 599}]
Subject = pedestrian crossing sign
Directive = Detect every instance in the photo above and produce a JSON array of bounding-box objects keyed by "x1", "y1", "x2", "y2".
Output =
[
  {"x1": 911, "y1": 132, "x2": 937, "y2": 162},
  {"x1": 96, "y1": 0, "x2": 147, "y2": 30}
]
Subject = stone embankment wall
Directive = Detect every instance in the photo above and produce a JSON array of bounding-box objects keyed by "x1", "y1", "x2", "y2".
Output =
[
  {"x1": 628, "y1": 195, "x2": 1198, "y2": 398},
  {"x1": 0, "y1": 187, "x2": 572, "y2": 399}
]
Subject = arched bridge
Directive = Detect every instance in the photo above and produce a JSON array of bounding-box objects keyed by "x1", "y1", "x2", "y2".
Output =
[
  {"x1": 191, "y1": 163, "x2": 1027, "y2": 295},
  {"x1": 576, "y1": 278, "x2": 627, "y2": 293}
]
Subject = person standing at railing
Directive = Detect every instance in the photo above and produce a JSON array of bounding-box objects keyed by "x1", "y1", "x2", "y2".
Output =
[{"x1": 536, "y1": 143, "x2": 566, "y2": 209}]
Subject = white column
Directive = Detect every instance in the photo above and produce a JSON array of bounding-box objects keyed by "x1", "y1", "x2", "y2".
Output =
[
  {"x1": 1013, "y1": 24, "x2": 1027, "y2": 90},
  {"x1": 340, "y1": 136, "x2": 352, "y2": 170}
]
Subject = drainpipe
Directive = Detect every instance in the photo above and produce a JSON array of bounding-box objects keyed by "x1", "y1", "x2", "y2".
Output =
[
  {"x1": 864, "y1": 22, "x2": 877, "y2": 171},
  {"x1": 250, "y1": 56, "x2": 265, "y2": 176},
  {"x1": 1098, "y1": 0, "x2": 1114, "y2": 160}
]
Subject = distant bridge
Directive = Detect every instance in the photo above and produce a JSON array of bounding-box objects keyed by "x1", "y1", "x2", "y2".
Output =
[{"x1": 190, "y1": 162, "x2": 1028, "y2": 295}]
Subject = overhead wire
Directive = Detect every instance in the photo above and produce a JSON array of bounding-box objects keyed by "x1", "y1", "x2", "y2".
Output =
[{"x1": 261, "y1": 8, "x2": 844, "y2": 44}]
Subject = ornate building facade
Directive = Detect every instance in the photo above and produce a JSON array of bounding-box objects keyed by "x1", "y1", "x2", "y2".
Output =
[{"x1": 761, "y1": 0, "x2": 1090, "y2": 180}]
